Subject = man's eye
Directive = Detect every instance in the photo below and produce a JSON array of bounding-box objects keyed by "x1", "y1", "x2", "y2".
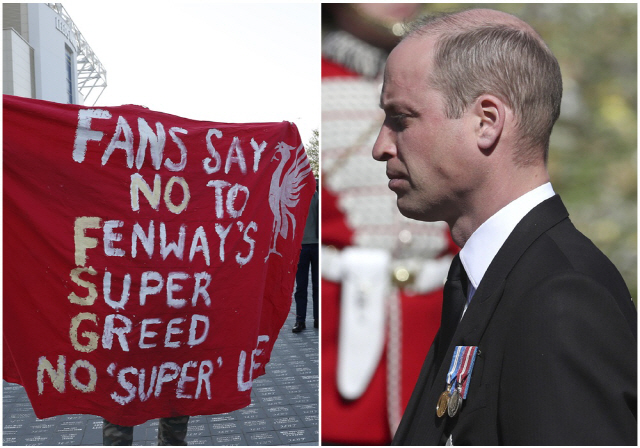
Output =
[{"x1": 388, "y1": 113, "x2": 408, "y2": 131}]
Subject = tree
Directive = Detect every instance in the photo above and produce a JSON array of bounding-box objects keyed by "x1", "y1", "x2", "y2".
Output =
[{"x1": 306, "y1": 128, "x2": 319, "y2": 178}]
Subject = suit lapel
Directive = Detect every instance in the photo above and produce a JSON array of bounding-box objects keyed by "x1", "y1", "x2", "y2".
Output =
[
  {"x1": 470, "y1": 195, "x2": 568, "y2": 306},
  {"x1": 393, "y1": 195, "x2": 570, "y2": 445},
  {"x1": 455, "y1": 195, "x2": 568, "y2": 340}
]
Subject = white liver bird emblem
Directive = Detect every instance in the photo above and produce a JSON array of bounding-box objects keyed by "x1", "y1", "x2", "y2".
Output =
[{"x1": 265, "y1": 142, "x2": 312, "y2": 261}]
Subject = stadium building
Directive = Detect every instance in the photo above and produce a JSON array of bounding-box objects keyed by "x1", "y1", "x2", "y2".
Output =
[{"x1": 3, "y1": 3, "x2": 106, "y2": 105}]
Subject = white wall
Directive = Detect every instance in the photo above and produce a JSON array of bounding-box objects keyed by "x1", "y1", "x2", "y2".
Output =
[
  {"x1": 27, "y1": 4, "x2": 79, "y2": 104},
  {"x1": 3, "y1": 29, "x2": 34, "y2": 98}
]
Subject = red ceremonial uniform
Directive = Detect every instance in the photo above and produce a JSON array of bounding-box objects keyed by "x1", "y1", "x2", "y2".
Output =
[{"x1": 321, "y1": 34, "x2": 457, "y2": 444}]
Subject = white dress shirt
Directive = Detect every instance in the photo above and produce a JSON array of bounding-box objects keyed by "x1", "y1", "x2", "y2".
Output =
[{"x1": 459, "y1": 183, "x2": 556, "y2": 311}]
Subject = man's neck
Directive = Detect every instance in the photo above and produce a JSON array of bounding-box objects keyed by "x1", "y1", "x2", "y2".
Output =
[{"x1": 449, "y1": 168, "x2": 550, "y2": 248}]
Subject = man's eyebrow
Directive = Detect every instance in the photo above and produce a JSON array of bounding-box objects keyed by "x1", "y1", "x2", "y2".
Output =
[
  {"x1": 379, "y1": 101, "x2": 404, "y2": 114},
  {"x1": 379, "y1": 98, "x2": 396, "y2": 111}
]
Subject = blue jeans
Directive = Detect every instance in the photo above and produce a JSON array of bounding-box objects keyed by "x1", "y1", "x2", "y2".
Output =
[{"x1": 294, "y1": 243, "x2": 319, "y2": 322}]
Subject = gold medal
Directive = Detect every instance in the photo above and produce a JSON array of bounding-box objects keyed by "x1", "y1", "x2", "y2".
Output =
[
  {"x1": 436, "y1": 385, "x2": 451, "y2": 418},
  {"x1": 447, "y1": 385, "x2": 462, "y2": 417}
]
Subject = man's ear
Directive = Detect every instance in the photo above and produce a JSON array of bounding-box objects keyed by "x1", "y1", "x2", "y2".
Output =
[{"x1": 473, "y1": 95, "x2": 505, "y2": 151}]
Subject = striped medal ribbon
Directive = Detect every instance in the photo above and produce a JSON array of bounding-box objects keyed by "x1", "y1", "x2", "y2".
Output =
[{"x1": 448, "y1": 346, "x2": 479, "y2": 417}]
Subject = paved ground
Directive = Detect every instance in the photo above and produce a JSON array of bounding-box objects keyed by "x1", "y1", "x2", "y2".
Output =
[{"x1": 3, "y1": 296, "x2": 318, "y2": 446}]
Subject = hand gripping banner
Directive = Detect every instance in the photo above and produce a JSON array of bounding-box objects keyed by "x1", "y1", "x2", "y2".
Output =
[{"x1": 3, "y1": 95, "x2": 316, "y2": 425}]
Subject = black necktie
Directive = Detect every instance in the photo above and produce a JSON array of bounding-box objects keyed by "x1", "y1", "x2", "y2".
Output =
[{"x1": 435, "y1": 254, "x2": 468, "y2": 370}]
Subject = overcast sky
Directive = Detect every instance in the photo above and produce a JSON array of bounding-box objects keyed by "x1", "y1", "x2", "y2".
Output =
[{"x1": 62, "y1": 2, "x2": 320, "y2": 144}]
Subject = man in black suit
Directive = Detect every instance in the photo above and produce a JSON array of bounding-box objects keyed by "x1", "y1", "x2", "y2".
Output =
[{"x1": 372, "y1": 8, "x2": 636, "y2": 445}]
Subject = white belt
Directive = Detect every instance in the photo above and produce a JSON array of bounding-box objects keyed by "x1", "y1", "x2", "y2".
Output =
[{"x1": 322, "y1": 245, "x2": 452, "y2": 402}]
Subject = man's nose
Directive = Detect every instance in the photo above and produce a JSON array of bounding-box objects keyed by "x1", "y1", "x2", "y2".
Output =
[{"x1": 372, "y1": 124, "x2": 396, "y2": 162}]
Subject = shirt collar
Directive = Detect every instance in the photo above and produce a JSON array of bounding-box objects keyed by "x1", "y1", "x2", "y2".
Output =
[{"x1": 460, "y1": 183, "x2": 555, "y2": 292}]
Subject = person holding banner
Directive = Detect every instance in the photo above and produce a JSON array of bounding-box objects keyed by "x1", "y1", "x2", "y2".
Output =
[
  {"x1": 372, "y1": 8, "x2": 637, "y2": 445},
  {"x1": 4, "y1": 95, "x2": 316, "y2": 446},
  {"x1": 103, "y1": 417, "x2": 189, "y2": 446},
  {"x1": 293, "y1": 186, "x2": 319, "y2": 332}
]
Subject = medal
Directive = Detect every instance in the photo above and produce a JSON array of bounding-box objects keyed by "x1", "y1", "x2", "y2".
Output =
[
  {"x1": 447, "y1": 384, "x2": 462, "y2": 417},
  {"x1": 437, "y1": 346, "x2": 479, "y2": 418},
  {"x1": 436, "y1": 384, "x2": 451, "y2": 417},
  {"x1": 436, "y1": 346, "x2": 464, "y2": 418}
]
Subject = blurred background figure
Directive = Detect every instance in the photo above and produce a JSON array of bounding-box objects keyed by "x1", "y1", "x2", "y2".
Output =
[
  {"x1": 321, "y1": 4, "x2": 456, "y2": 445},
  {"x1": 321, "y1": 3, "x2": 636, "y2": 445}
]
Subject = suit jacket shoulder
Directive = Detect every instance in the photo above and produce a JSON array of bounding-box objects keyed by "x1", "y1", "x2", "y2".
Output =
[{"x1": 494, "y1": 220, "x2": 636, "y2": 444}]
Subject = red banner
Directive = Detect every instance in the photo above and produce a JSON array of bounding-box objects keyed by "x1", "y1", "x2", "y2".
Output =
[{"x1": 3, "y1": 95, "x2": 315, "y2": 425}]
